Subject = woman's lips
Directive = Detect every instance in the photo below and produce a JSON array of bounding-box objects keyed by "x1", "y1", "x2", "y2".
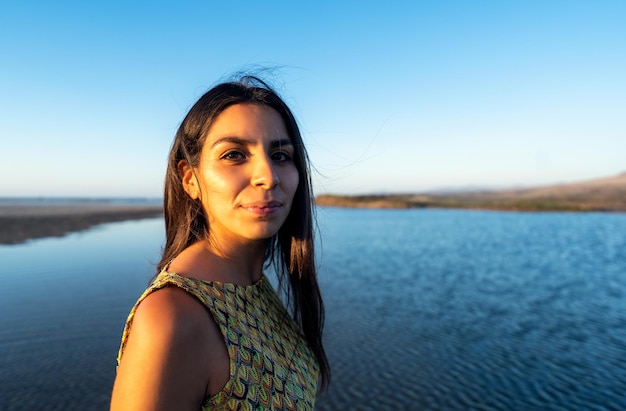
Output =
[{"x1": 241, "y1": 201, "x2": 283, "y2": 216}]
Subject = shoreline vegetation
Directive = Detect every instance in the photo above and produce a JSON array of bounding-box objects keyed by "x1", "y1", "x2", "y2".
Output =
[
  {"x1": 316, "y1": 173, "x2": 626, "y2": 212},
  {"x1": 0, "y1": 204, "x2": 163, "y2": 245}
]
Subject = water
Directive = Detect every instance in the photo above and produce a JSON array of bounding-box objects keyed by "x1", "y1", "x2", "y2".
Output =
[
  {"x1": 315, "y1": 208, "x2": 626, "y2": 410},
  {"x1": 1, "y1": 209, "x2": 625, "y2": 410},
  {"x1": 0, "y1": 219, "x2": 164, "y2": 411}
]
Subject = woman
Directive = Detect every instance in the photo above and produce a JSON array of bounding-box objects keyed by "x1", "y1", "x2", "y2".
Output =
[{"x1": 110, "y1": 76, "x2": 330, "y2": 410}]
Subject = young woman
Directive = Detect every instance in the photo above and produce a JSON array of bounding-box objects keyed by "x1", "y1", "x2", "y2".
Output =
[{"x1": 110, "y1": 77, "x2": 330, "y2": 410}]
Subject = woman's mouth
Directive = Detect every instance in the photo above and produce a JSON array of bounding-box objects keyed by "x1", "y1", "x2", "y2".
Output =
[{"x1": 241, "y1": 201, "x2": 283, "y2": 216}]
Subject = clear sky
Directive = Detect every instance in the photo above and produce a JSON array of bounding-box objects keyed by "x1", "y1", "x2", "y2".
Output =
[{"x1": 1, "y1": 1, "x2": 624, "y2": 197}]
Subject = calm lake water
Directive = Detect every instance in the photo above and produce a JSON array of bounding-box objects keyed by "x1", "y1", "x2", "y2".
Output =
[{"x1": 1, "y1": 208, "x2": 625, "y2": 410}]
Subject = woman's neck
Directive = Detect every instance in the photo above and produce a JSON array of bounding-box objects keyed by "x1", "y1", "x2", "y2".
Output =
[{"x1": 167, "y1": 236, "x2": 267, "y2": 285}]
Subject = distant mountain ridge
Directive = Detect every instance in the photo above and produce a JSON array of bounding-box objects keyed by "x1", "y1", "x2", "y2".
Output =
[{"x1": 316, "y1": 173, "x2": 626, "y2": 212}]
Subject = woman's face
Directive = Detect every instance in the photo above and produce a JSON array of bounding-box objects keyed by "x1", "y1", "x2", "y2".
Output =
[{"x1": 181, "y1": 103, "x2": 299, "y2": 246}]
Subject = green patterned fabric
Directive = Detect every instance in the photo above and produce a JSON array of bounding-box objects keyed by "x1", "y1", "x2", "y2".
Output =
[{"x1": 117, "y1": 270, "x2": 320, "y2": 410}]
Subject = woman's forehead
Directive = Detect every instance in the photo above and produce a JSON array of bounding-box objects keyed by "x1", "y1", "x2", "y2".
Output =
[{"x1": 206, "y1": 103, "x2": 289, "y2": 142}]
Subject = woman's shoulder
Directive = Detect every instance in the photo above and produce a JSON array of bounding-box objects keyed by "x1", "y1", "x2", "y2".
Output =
[
  {"x1": 133, "y1": 287, "x2": 209, "y2": 346},
  {"x1": 112, "y1": 286, "x2": 214, "y2": 409}
]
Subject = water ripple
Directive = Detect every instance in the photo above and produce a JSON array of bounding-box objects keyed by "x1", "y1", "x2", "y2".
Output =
[{"x1": 316, "y1": 209, "x2": 626, "y2": 410}]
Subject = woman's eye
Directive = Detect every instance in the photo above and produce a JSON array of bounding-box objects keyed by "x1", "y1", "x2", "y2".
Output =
[
  {"x1": 221, "y1": 151, "x2": 245, "y2": 161},
  {"x1": 272, "y1": 151, "x2": 292, "y2": 162}
]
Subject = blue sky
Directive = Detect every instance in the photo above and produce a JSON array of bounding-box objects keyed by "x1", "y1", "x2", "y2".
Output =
[{"x1": 1, "y1": 1, "x2": 624, "y2": 197}]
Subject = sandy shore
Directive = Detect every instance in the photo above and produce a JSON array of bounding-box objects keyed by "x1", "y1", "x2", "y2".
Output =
[{"x1": 0, "y1": 204, "x2": 163, "y2": 245}]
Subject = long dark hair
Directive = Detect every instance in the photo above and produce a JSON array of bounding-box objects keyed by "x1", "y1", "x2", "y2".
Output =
[{"x1": 158, "y1": 76, "x2": 330, "y2": 390}]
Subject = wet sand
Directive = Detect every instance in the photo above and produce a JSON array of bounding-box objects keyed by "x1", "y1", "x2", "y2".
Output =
[{"x1": 0, "y1": 204, "x2": 163, "y2": 245}]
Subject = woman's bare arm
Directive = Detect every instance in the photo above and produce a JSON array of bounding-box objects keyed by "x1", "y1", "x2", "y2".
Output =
[{"x1": 110, "y1": 287, "x2": 228, "y2": 411}]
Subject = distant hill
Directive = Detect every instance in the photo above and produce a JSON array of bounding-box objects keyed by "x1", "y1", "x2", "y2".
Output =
[{"x1": 315, "y1": 173, "x2": 626, "y2": 212}]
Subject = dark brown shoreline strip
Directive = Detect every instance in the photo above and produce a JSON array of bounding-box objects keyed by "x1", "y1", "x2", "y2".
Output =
[{"x1": 0, "y1": 207, "x2": 163, "y2": 245}]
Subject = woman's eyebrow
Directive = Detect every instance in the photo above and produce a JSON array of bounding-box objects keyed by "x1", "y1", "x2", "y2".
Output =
[
  {"x1": 270, "y1": 139, "x2": 293, "y2": 148},
  {"x1": 211, "y1": 136, "x2": 293, "y2": 148},
  {"x1": 211, "y1": 136, "x2": 250, "y2": 148}
]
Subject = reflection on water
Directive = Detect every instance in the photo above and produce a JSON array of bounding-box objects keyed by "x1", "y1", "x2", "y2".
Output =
[{"x1": 1, "y1": 210, "x2": 626, "y2": 410}]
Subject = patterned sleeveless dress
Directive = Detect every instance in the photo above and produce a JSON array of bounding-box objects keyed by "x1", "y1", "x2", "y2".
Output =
[{"x1": 117, "y1": 270, "x2": 320, "y2": 410}]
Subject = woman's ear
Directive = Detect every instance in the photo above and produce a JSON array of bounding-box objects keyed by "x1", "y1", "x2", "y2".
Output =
[{"x1": 178, "y1": 160, "x2": 200, "y2": 200}]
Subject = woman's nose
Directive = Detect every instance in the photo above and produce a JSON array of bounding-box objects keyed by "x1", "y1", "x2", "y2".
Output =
[{"x1": 251, "y1": 154, "x2": 280, "y2": 188}]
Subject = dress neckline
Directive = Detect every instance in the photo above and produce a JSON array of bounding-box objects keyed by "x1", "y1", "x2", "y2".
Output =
[{"x1": 158, "y1": 268, "x2": 267, "y2": 288}]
